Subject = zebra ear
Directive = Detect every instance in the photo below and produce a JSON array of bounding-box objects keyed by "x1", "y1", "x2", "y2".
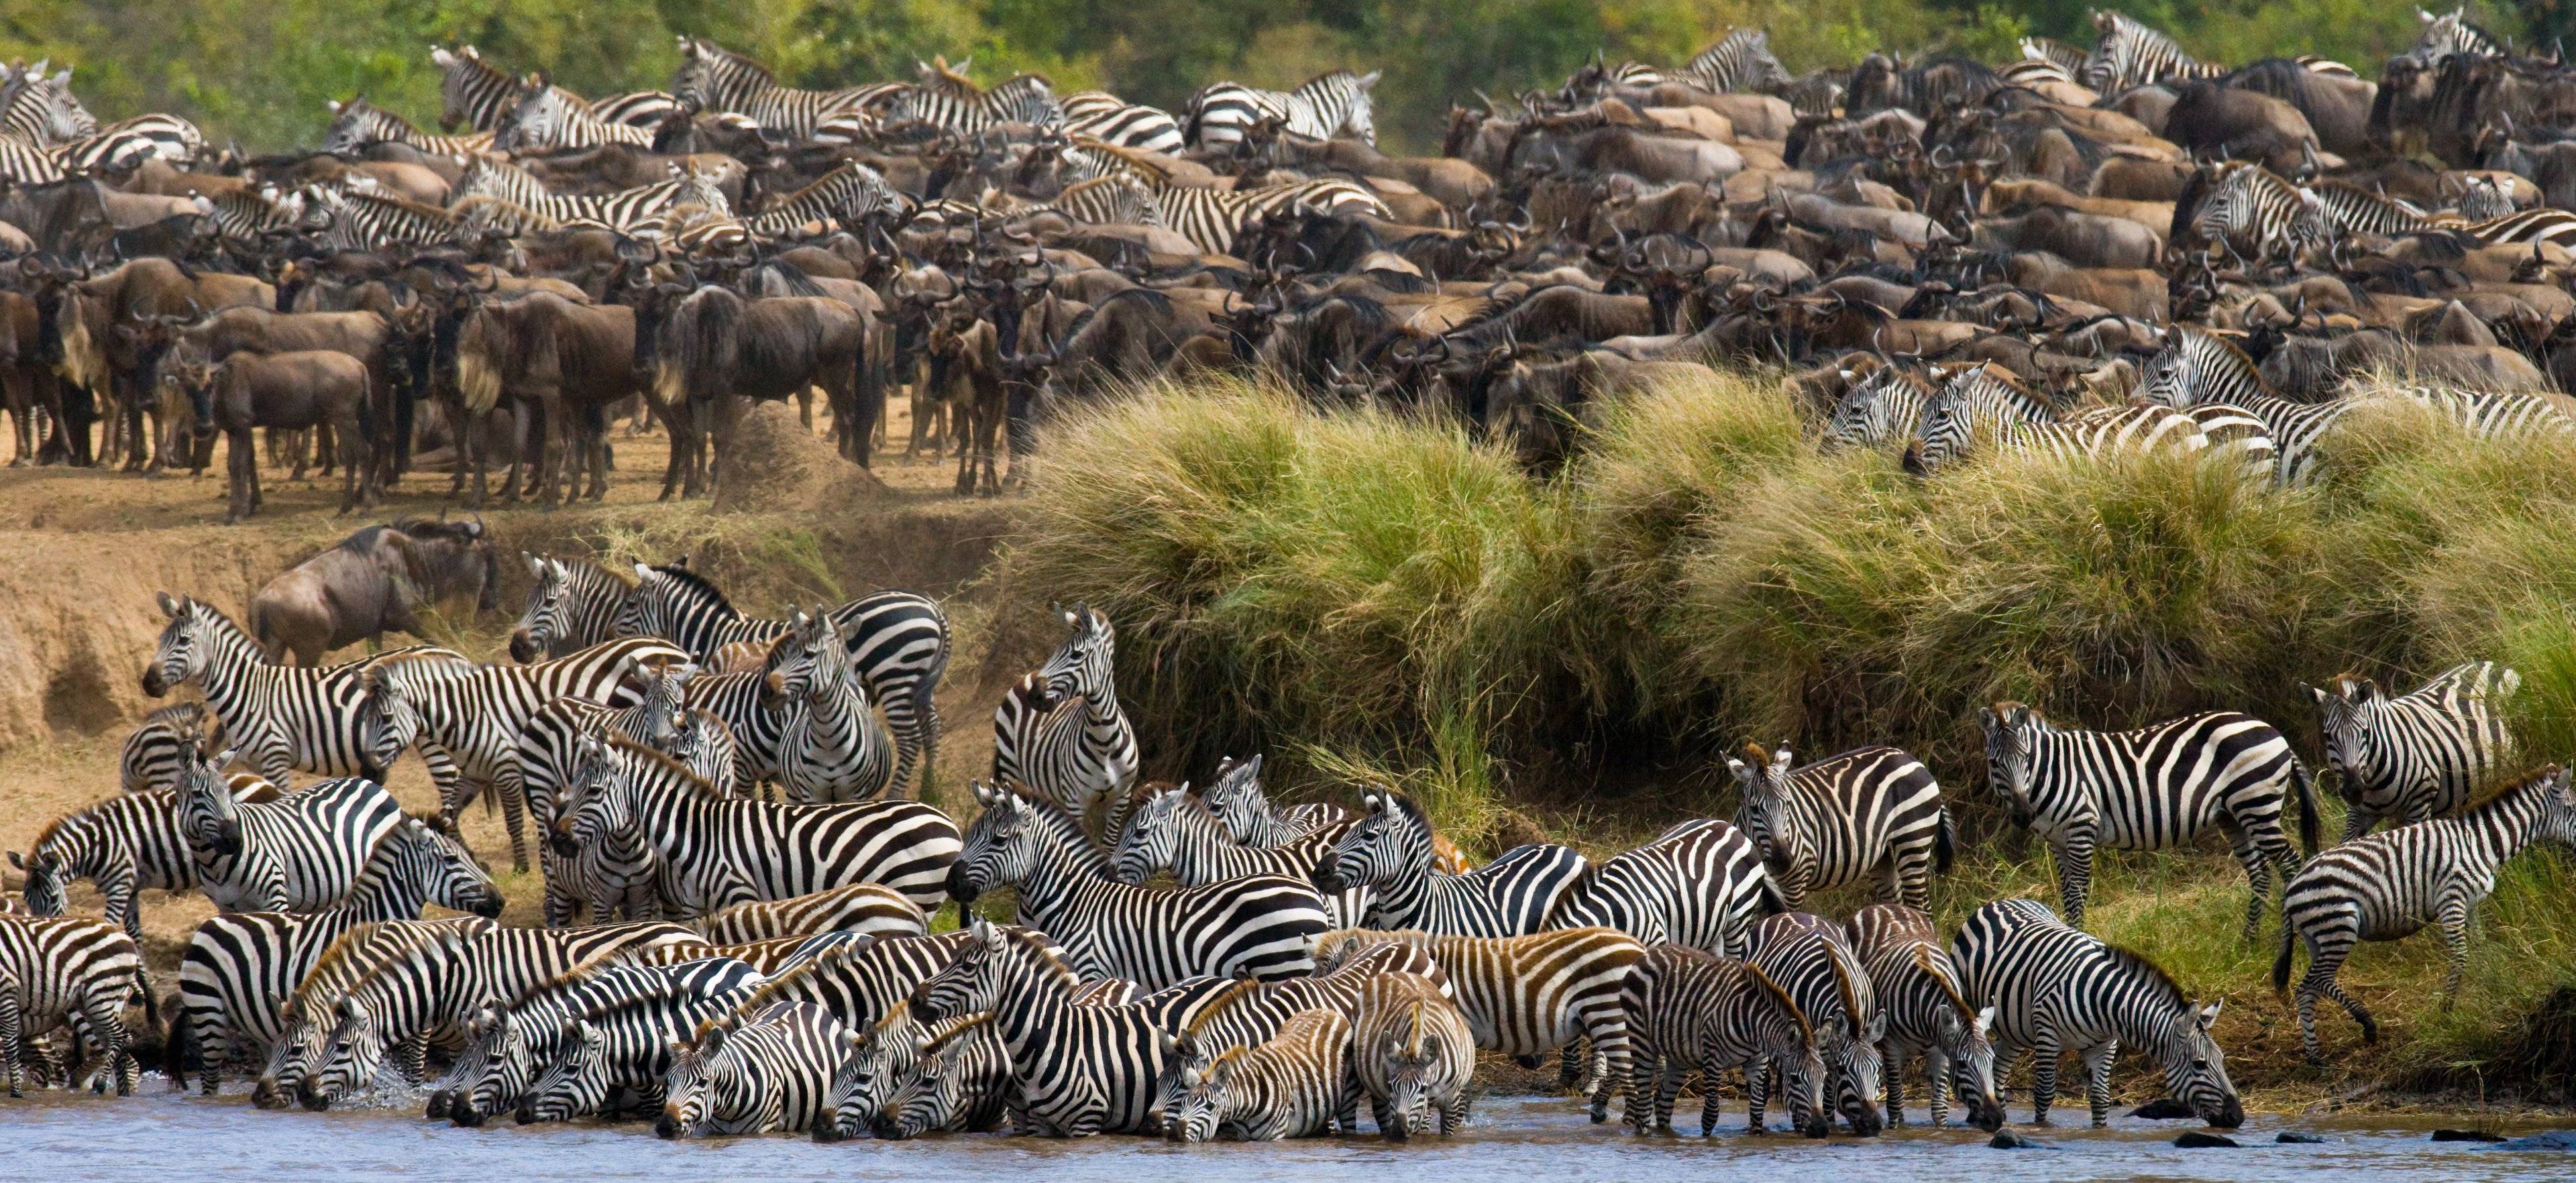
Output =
[
  {"x1": 1976, "y1": 1004, "x2": 1996, "y2": 1039},
  {"x1": 7, "y1": 851, "x2": 21, "y2": 870},
  {"x1": 1770, "y1": 747, "x2": 1794, "y2": 777},
  {"x1": 2197, "y1": 1000, "x2": 2222, "y2": 1029},
  {"x1": 328, "y1": 99, "x2": 344, "y2": 115},
  {"x1": 1357, "y1": 70, "x2": 1383, "y2": 89},
  {"x1": 337, "y1": 996, "x2": 368, "y2": 1024},
  {"x1": 2300, "y1": 682, "x2": 2325, "y2": 706},
  {"x1": 1865, "y1": 1008, "x2": 1888, "y2": 1043},
  {"x1": 633, "y1": 561, "x2": 655, "y2": 582},
  {"x1": 1725, "y1": 756, "x2": 1756, "y2": 785},
  {"x1": 157, "y1": 591, "x2": 182, "y2": 618}
]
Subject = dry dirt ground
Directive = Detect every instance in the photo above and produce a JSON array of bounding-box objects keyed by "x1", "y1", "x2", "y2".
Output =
[{"x1": 0, "y1": 394, "x2": 1040, "y2": 976}]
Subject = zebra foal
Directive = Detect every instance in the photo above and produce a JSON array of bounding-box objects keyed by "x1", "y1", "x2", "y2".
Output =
[{"x1": 1619, "y1": 943, "x2": 1831, "y2": 1137}]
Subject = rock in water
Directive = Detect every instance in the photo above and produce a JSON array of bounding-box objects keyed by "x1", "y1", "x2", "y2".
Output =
[
  {"x1": 1990, "y1": 1129, "x2": 2052, "y2": 1149},
  {"x1": 2432, "y1": 1129, "x2": 2508, "y2": 1143},
  {"x1": 2277, "y1": 1131, "x2": 2328, "y2": 1144},
  {"x1": 2129, "y1": 1098, "x2": 2198, "y2": 1119},
  {"x1": 2491, "y1": 1130, "x2": 2576, "y2": 1151},
  {"x1": 2175, "y1": 1131, "x2": 2240, "y2": 1148}
]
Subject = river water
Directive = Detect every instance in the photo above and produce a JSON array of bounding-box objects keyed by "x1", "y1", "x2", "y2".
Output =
[{"x1": 3, "y1": 1086, "x2": 2567, "y2": 1181}]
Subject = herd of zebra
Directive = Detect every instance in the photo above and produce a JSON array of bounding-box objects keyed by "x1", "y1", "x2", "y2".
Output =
[
  {"x1": 17, "y1": 9, "x2": 2576, "y2": 514},
  {"x1": 3, "y1": 544, "x2": 2570, "y2": 1144}
]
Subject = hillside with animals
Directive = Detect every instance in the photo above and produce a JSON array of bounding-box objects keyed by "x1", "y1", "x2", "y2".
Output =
[{"x1": 2, "y1": 5, "x2": 2575, "y2": 1178}]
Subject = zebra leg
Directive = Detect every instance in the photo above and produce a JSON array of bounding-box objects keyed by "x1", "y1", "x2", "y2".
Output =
[
  {"x1": 2079, "y1": 1041, "x2": 2116, "y2": 1129},
  {"x1": 1558, "y1": 1041, "x2": 1585, "y2": 1088},
  {"x1": 1884, "y1": 1041, "x2": 1908, "y2": 1127},
  {"x1": 1928, "y1": 1046, "x2": 1951, "y2": 1129},
  {"x1": 2053, "y1": 832, "x2": 2096, "y2": 927},
  {"x1": 78, "y1": 992, "x2": 133, "y2": 1096},
  {"x1": 2221, "y1": 821, "x2": 2270, "y2": 942},
  {"x1": 1745, "y1": 1057, "x2": 1770, "y2": 1132},
  {"x1": 1370, "y1": 1096, "x2": 1398, "y2": 1139},
  {"x1": 103, "y1": 872, "x2": 140, "y2": 942},
  {"x1": 1440, "y1": 1090, "x2": 1472, "y2": 1134},
  {"x1": 0, "y1": 972, "x2": 22, "y2": 1098},
  {"x1": 2294, "y1": 921, "x2": 2372, "y2": 1061},
  {"x1": 1690, "y1": 1065, "x2": 1715, "y2": 1136},
  {"x1": 2436, "y1": 891, "x2": 2474, "y2": 1009},
  {"x1": 2028, "y1": 1035, "x2": 2060, "y2": 1126},
  {"x1": 496, "y1": 779, "x2": 531, "y2": 875}
]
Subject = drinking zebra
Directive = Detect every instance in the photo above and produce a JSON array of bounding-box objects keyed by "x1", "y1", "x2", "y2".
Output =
[
  {"x1": 671, "y1": 37, "x2": 885, "y2": 141},
  {"x1": 354, "y1": 637, "x2": 692, "y2": 871},
  {"x1": 1845, "y1": 903, "x2": 2004, "y2": 1131},
  {"x1": 1981, "y1": 701, "x2": 2317, "y2": 940},
  {"x1": 2304, "y1": 662, "x2": 2519, "y2": 841},
  {"x1": 1951, "y1": 899, "x2": 2243, "y2": 1128},
  {"x1": 1313, "y1": 926, "x2": 1644, "y2": 1123},
  {"x1": 1743, "y1": 913, "x2": 1885, "y2": 1137},
  {"x1": 12, "y1": 773, "x2": 279, "y2": 939},
  {"x1": 442, "y1": 954, "x2": 767, "y2": 1125},
  {"x1": 871, "y1": 1013, "x2": 1014, "y2": 1138},
  {"x1": 555, "y1": 733, "x2": 961, "y2": 916},
  {"x1": 1314, "y1": 789, "x2": 1588, "y2": 936},
  {"x1": 174, "y1": 751, "x2": 407, "y2": 913},
  {"x1": 1727, "y1": 744, "x2": 1953, "y2": 911},
  {"x1": 248, "y1": 917, "x2": 494, "y2": 1109},
  {"x1": 1112, "y1": 783, "x2": 1370, "y2": 925},
  {"x1": 656, "y1": 999, "x2": 851, "y2": 1137},
  {"x1": 815, "y1": 1001, "x2": 995, "y2": 1140},
  {"x1": 1618, "y1": 943, "x2": 1831, "y2": 1137},
  {"x1": 1185, "y1": 69, "x2": 1381, "y2": 149},
  {"x1": 0, "y1": 915, "x2": 147, "y2": 1097},
  {"x1": 515, "y1": 960, "x2": 766, "y2": 1125},
  {"x1": 2275, "y1": 765, "x2": 2575, "y2": 1062},
  {"x1": 947, "y1": 781, "x2": 1327, "y2": 985},
  {"x1": 1546, "y1": 818, "x2": 1779, "y2": 956},
  {"x1": 1062, "y1": 91, "x2": 1186, "y2": 154},
  {"x1": 117, "y1": 701, "x2": 223, "y2": 793},
  {"x1": 1348, "y1": 970, "x2": 1474, "y2": 1139},
  {"x1": 993, "y1": 604, "x2": 1138, "y2": 830},
  {"x1": 170, "y1": 819, "x2": 500, "y2": 1096},
  {"x1": 1159, "y1": 1009, "x2": 1356, "y2": 1141},
  {"x1": 611, "y1": 560, "x2": 950, "y2": 798},
  {"x1": 906, "y1": 917, "x2": 1243, "y2": 1136}
]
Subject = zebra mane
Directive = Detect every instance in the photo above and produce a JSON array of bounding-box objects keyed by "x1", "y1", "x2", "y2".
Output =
[
  {"x1": 1067, "y1": 134, "x2": 1172, "y2": 184},
  {"x1": 297, "y1": 919, "x2": 472, "y2": 1015},
  {"x1": 1909, "y1": 944, "x2": 1976, "y2": 1025},
  {"x1": 920, "y1": 1010, "x2": 994, "y2": 1056},
  {"x1": 644, "y1": 561, "x2": 739, "y2": 617},
  {"x1": 27, "y1": 807, "x2": 84, "y2": 858},
  {"x1": 2462, "y1": 763, "x2": 2569, "y2": 819},
  {"x1": 601, "y1": 732, "x2": 728, "y2": 798},
  {"x1": 690, "y1": 39, "x2": 778, "y2": 86},
  {"x1": 1824, "y1": 942, "x2": 1866, "y2": 1033},
  {"x1": 991, "y1": 920, "x2": 1087, "y2": 989},
  {"x1": 1311, "y1": 927, "x2": 1433, "y2": 971},
  {"x1": 172, "y1": 594, "x2": 254, "y2": 646},
  {"x1": 1179, "y1": 977, "x2": 1267, "y2": 1039},
  {"x1": 918, "y1": 56, "x2": 981, "y2": 97},
  {"x1": 1740, "y1": 958, "x2": 1816, "y2": 1044},
  {"x1": 497, "y1": 950, "x2": 639, "y2": 1014},
  {"x1": 2100, "y1": 944, "x2": 2194, "y2": 1014}
]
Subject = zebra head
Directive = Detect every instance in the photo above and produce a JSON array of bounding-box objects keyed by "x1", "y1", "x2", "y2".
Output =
[
  {"x1": 816, "y1": 1013, "x2": 903, "y2": 1142},
  {"x1": 656, "y1": 1023, "x2": 722, "y2": 1139},
  {"x1": 773, "y1": 609, "x2": 855, "y2": 710},
  {"x1": 2302, "y1": 674, "x2": 2387, "y2": 795},
  {"x1": 1901, "y1": 385, "x2": 1970, "y2": 475},
  {"x1": 254, "y1": 1000, "x2": 327, "y2": 1110},
  {"x1": 463, "y1": 1003, "x2": 552, "y2": 1126},
  {"x1": 628, "y1": 658, "x2": 696, "y2": 750},
  {"x1": 511, "y1": 555, "x2": 569, "y2": 662},
  {"x1": 1155, "y1": 1029, "x2": 1230, "y2": 1143},
  {"x1": 1110, "y1": 783, "x2": 1187, "y2": 885},
  {"x1": 1817, "y1": 952, "x2": 1888, "y2": 1135},
  {"x1": 23, "y1": 65, "x2": 99, "y2": 143},
  {"x1": 1914, "y1": 946, "x2": 2005, "y2": 1130},
  {"x1": 879, "y1": 1031, "x2": 968, "y2": 1139},
  {"x1": 669, "y1": 37, "x2": 728, "y2": 113},
  {"x1": 909, "y1": 915, "x2": 1013, "y2": 1022},
  {"x1": 946, "y1": 782, "x2": 1046, "y2": 903},
  {"x1": 1313, "y1": 790, "x2": 1419, "y2": 895},
  {"x1": 7, "y1": 842, "x2": 69, "y2": 917},
  {"x1": 1737, "y1": 960, "x2": 1833, "y2": 1138},
  {"x1": 1338, "y1": 70, "x2": 1383, "y2": 146},
  {"x1": 2134, "y1": 340, "x2": 2199, "y2": 408},
  {"x1": 494, "y1": 79, "x2": 574, "y2": 154},
  {"x1": 612, "y1": 561, "x2": 684, "y2": 644},
  {"x1": 1824, "y1": 368, "x2": 1908, "y2": 451},
  {"x1": 388, "y1": 814, "x2": 503, "y2": 918},
  {"x1": 559, "y1": 734, "x2": 634, "y2": 860},
  {"x1": 1375, "y1": 998, "x2": 1448, "y2": 1139},
  {"x1": 354, "y1": 665, "x2": 422, "y2": 783},
  {"x1": 176, "y1": 745, "x2": 248, "y2": 859},
  {"x1": 321, "y1": 96, "x2": 379, "y2": 156},
  {"x1": 1037, "y1": 602, "x2": 1118, "y2": 704},
  {"x1": 435, "y1": 1003, "x2": 510, "y2": 1125},
  {"x1": 2534, "y1": 765, "x2": 2576, "y2": 846},
  {"x1": 1979, "y1": 702, "x2": 2043, "y2": 827},
  {"x1": 143, "y1": 592, "x2": 212, "y2": 696},
  {"x1": 1196, "y1": 753, "x2": 1270, "y2": 841},
  {"x1": 307, "y1": 995, "x2": 389, "y2": 1109},
  {"x1": 519, "y1": 1019, "x2": 607, "y2": 1125},
  {"x1": 2141, "y1": 980, "x2": 2242, "y2": 1128},
  {"x1": 1725, "y1": 744, "x2": 1802, "y2": 872}
]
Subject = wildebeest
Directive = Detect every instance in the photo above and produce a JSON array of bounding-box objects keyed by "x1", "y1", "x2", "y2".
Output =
[
  {"x1": 642, "y1": 284, "x2": 867, "y2": 497},
  {"x1": 455, "y1": 290, "x2": 641, "y2": 506},
  {"x1": 166, "y1": 349, "x2": 374, "y2": 522},
  {"x1": 247, "y1": 518, "x2": 502, "y2": 665}
]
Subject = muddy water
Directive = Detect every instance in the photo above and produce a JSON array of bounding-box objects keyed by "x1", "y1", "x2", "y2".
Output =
[{"x1": 4, "y1": 1088, "x2": 2566, "y2": 1182}]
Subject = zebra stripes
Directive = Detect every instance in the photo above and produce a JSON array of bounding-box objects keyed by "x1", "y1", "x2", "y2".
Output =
[
  {"x1": 816, "y1": 1001, "x2": 996, "y2": 1139},
  {"x1": 1546, "y1": 818, "x2": 1779, "y2": 956},
  {"x1": 496, "y1": 82, "x2": 655, "y2": 152},
  {"x1": 1159, "y1": 1008, "x2": 1354, "y2": 1141},
  {"x1": 2415, "y1": 6, "x2": 2506, "y2": 60},
  {"x1": 657, "y1": 999, "x2": 849, "y2": 1137},
  {"x1": 514, "y1": 669, "x2": 699, "y2": 927},
  {"x1": 1185, "y1": 70, "x2": 1382, "y2": 149},
  {"x1": 741, "y1": 161, "x2": 904, "y2": 239},
  {"x1": 118, "y1": 702, "x2": 221, "y2": 793},
  {"x1": 993, "y1": 604, "x2": 1138, "y2": 827},
  {"x1": 456, "y1": 156, "x2": 716, "y2": 233},
  {"x1": 299, "y1": 186, "x2": 466, "y2": 251},
  {"x1": 1680, "y1": 30, "x2": 1793, "y2": 93},
  {"x1": 170, "y1": 820, "x2": 500, "y2": 1096},
  {"x1": 248, "y1": 916, "x2": 492, "y2": 1108},
  {"x1": 874, "y1": 1012, "x2": 1013, "y2": 1137},
  {"x1": 1727, "y1": 744, "x2": 1953, "y2": 911},
  {"x1": 694, "y1": 883, "x2": 928, "y2": 947},
  {"x1": 1112, "y1": 784, "x2": 1369, "y2": 925},
  {"x1": 2305, "y1": 662, "x2": 2519, "y2": 840},
  {"x1": 1197, "y1": 754, "x2": 1352, "y2": 846},
  {"x1": 511, "y1": 555, "x2": 633, "y2": 663},
  {"x1": 1062, "y1": 91, "x2": 1186, "y2": 154},
  {"x1": 432, "y1": 46, "x2": 523, "y2": 133},
  {"x1": 0, "y1": 915, "x2": 146, "y2": 1097},
  {"x1": 442, "y1": 954, "x2": 765, "y2": 1125},
  {"x1": 175, "y1": 755, "x2": 405, "y2": 914},
  {"x1": 771, "y1": 608, "x2": 897, "y2": 805},
  {"x1": 1823, "y1": 365, "x2": 1931, "y2": 452},
  {"x1": 1743, "y1": 913, "x2": 1885, "y2": 1136},
  {"x1": 1845, "y1": 903, "x2": 2004, "y2": 1130},
  {"x1": 321, "y1": 97, "x2": 490, "y2": 158},
  {"x1": 1138, "y1": 171, "x2": 1393, "y2": 256},
  {"x1": 1, "y1": 60, "x2": 96, "y2": 144},
  {"x1": 2276, "y1": 765, "x2": 2574, "y2": 1062},
  {"x1": 13, "y1": 774, "x2": 277, "y2": 938},
  {"x1": 1952, "y1": 899, "x2": 2243, "y2": 1127},
  {"x1": 2137, "y1": 327, "x2": 2349, "y2": 483},
  {"x1": 514, "y1": 958, "x2": 764, "y2": 1124},
  {"x1": 1348, "y1": 969, "x2": 1473, "y2": 1139},
  {"x1": 2188, "y1": 163, "x2": 2328, "y2": 268},
  {"x1": 1619, "y1": 942, "x2": 1830, "y2": 1137},
  {"x1": 887, "y1": 60, "x2": 1062, "y2": 135},
  {"x1": 1982, "y1": 701, "x2": 2316, "y2": 940},
  {"x1": 948, "y1": 781, "x2": 1326, "y2": 986},
  {"x1": 614, "y1": 561, "x2": 951, "y2": 798},
  {"x1": 1898, "y1": 363, "x2": 2051, "y2": 473},
  {"x1": 1316, "y1": 789, "x2": 1588, "y2": 936},
  {"x1": 672, "y1": 38, "x2": 881, "y2": 142},
  {"x1": 2082, "y1": 11, "x2": 2224, "y2": 93}
]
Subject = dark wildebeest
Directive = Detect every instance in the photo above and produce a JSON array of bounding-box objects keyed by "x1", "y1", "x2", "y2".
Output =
[
  {"x1": 58, "y1": 256, "x2": 272, "y2": 471},
  {"x1": 647, "y1": 285, "x2": 865, "y2": 497},
  {"x1": 455, "y1": 291, "x2": 641, "y2": 506},
  {"x1": 928, "y1": 298, "x2": 1010, "y2": 496},
  {"x1": 145, "y1": 306, "x2": 407, "y2": 489},
  {"x1": 247, "y1": 518, "x2": 502, "y2": 666},
  {"x1": 166, "y1": 349, "x2": 373, "y2": 523},
  {"x1": 2163, "y1": 82, "x2": 2320, "y2": 176}
]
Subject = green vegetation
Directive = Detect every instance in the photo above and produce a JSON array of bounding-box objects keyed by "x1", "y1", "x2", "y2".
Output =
[
  {"x1": 991, "y1": 373, "x2": 2576, "y2": 1093},
  {"x1": 0, "y1": 2, "x2": 2552, "y2": 154}
]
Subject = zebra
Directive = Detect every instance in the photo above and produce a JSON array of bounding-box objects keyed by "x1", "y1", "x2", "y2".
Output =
[
  {"x1": 1347, "y1": 970, "x2": 1475, "y2": 1139},
  {"x1": 1112, "y1": 783, "x2": 1370, "y2": 925},
  {"x1": 298, "y1": 184, "x2": 467, "y2": 251},
  {"x1": 612, "y1": 560, "x2": 951, "y2": 798},
  {"x1": 0, "y1": 136, "x2": 65, "y2": 182},
  {"x1": 588, "y1": 89, "x2": 683, "y2": 129},
  {"x1": 1743, "y1": 913, "x2": 1886, "y2": 1137},
  {"x1": 992, "y1": 603, "x2": 1138, "y2": 830},
  {"x1": 54, "y1": 114, "x2": 205, "y2": 172},
  {"x1": 1185, "y1": 70, "x2": 1381, "y2": 150},
  {"x1": 907, "y1": 917, "x2": 1243, "y2": 1136},
  {"x1": 174, "y1": 752, "x2": 406, "y2": 914},
  {"x1": 455, "y1": 155, "x2": 710, "y2": 233},
  {"x1": 1618, "y1": 943, "x2": 1831, "y2": 1137},
  {"x1": 2276, "y1": 765, "x2": 2575, "y2": 1062},
  {"x1": 1195, "y1": 753, "x2": 1356, "y2": 845},
  {"x1": 431, "y1": 45, "x2": 529, "y2": 132},
  {"x1": 1142, "y1": 171, "x2": 1392, "y2": 256},
  {"x1": 510, "y1": 554, "x2": 633, "y2": 662},
  {"x1": 1312, "y1": 925, "x2": 1644, "y2": 1123},
  {"x1": 772, "y1": 608, "x2": 897, "y2": 805},
  {"x1": 700, "y1": 929, "x2": 1017, "y2": 1039},
  {"x1": 1061, "y1": 91, "x2": 1186, "y2": 154},
  {"x1": 2188, "y1": 162, "x2": 2330, "y2": 268},
  {"x1": 1898, "y1": 363, "x2": 2054, "y2": 474},
  {"x1": 516, "y1": 968, "x2": 765, "y2": 1124},
  {"x1": 2082, "y1": 11, "x2": 2225, "y2": 93},
  {"x1": 0, "y1": 915, "x2": 146, "y2": 1097},
  {"x1": 1726, "y1": 744, "x2": 1954, "y2": 911},
  {"x1": 2304, "y1": 662, "x2": 2519, "y2": 842},
  {"x1": 513, "y1": 668, "x2": 700, "y2": 927},
  {"x1": 247, "y1": 917, "x2": 494, "y2": 1109},
  {"x1": 741, "y1": 160, "x2": 905, "y2": 239},
  {"x1": 557, "y1": 733, "x2": 962, "y2": 916},
  {"x1": 1679, "y1": 30, "x2": 1793, "y2": 93},
  {"x1": 816, "y1": 1001, "x2": 1000, "y2": 1140},
  {"x1": 1823, "y1": 365, "x2": 1932, "y2": 452},
  {"x1": 1159, "y1": 1008, "x2": 1355, "y2": 1141},
  {"x1": 873, "y1": 1012, "x2": 1015, "y2": 1138},
  {"x1": 11, "y1": 773, "x2": 278, "y2": 940},
  {"x1": 2136, "y1": 327, "x2": 2352, "y2": 483},
  {"x1": 885, "y1": 59, "x2": 1062, "y2": 135},
  {"x1": 142, "y1": 593, "x2": 473, "y2": 795},
  {"x1": 117, "y1": 701, "x2": 223, "y2": 793},
  {"x1": 200, "y1": 186, "x2": 301, "y2": 245},
  {"x1": 1845, "y1": 903, "x2": 2004, "y2": 1130},
  {"x1": 2387, "y1": 382, "x2": 2576, "y2": 437},
  {"x1": 946, "y1": 780, "x2": 1328, "y2": 987},
  {"x1": 1546, "y1": 818, "x2": 1780, "y2": 957},
  {"x1": 1951, "y1": 898, "x2": 2243, "y2": 1128},
  {"x1": 2415, "y1": 6, "x2": 2508, "y2": 60},
  {"x1": 494, "y1": 79, "x2": 655, "y2": 152},
  {"x1": 302, "y1": 919, "x2": 706, "y2": 1108},
  {"x1": 671, "y1": 37, "x2": 883, "y2": 141},
  {"x1": 1315, "y1": 789, "x2": 1589, "y2": 936},
  {"x1": 0, "y1": 60, "x2": 96, "y2": 144},
  {"x1": 2019, "y1": 37, "x2": 2091, "y2": 78},
  {"x1": 353, "y1": 637, "x2": 692, "y2": 870},
  {"x1": 1982, "y1": 700, "x2": 2317, "y2": 940},
  {"x1": 170, "y1": 818, "x2": 500, "y2": 1096},
  {"x1": 694, "y1": 883, "x2": 929, "y2": 947},
  {"x1": 443, "y1": 954, "x2": 767, "y2": 1125},
  {"x1": 655, "y1": 999, "x2": 850, "y2": 1137}
]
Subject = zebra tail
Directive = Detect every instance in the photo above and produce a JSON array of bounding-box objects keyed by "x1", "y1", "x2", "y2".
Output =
[
  {"x1": 2271, "y1": 909, "x2": 2298, "y2": 997},
  {"x1": 1756, "y1": 870, "x2": 1790, "y2": 917},
  {"x1": 2292, "y1": 760, "x2": 2319, "y2": 859},
  {"x1": 1933, "y1": 806, "x2": 1957, "y2": 875},
  {"x1": 161, "y1": 996, "x2": 196, "y2": 1082},
  {"x1": 247, "y1": 598, "x2": 283, "y2": 662},
  {"x1": 138, "y1": 966, "x2": 160, "y2": 1032}
]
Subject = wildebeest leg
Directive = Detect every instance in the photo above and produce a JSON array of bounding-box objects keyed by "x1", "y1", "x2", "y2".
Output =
[
  {"x1": 119, "y1": 375, "x2": 150, "y2": 471},
  {"x1": 796, "y1": 384, "x2": 814, "y2": 433},
  {"x1": 227, "y1": 425, "x2": 255, "y2": 522},
  {"x1": 315, "y1": 421, "x2": 337, "y2": 480},
  {"x1": 582, "y1": 401, "x2": 609, "y2": 501},
  {"x1": 336, "y1": 402, "x2": 366, "y2": 516},
  {"x1": 538, "y1": 393, "x2": 570, "y2": 508}
]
